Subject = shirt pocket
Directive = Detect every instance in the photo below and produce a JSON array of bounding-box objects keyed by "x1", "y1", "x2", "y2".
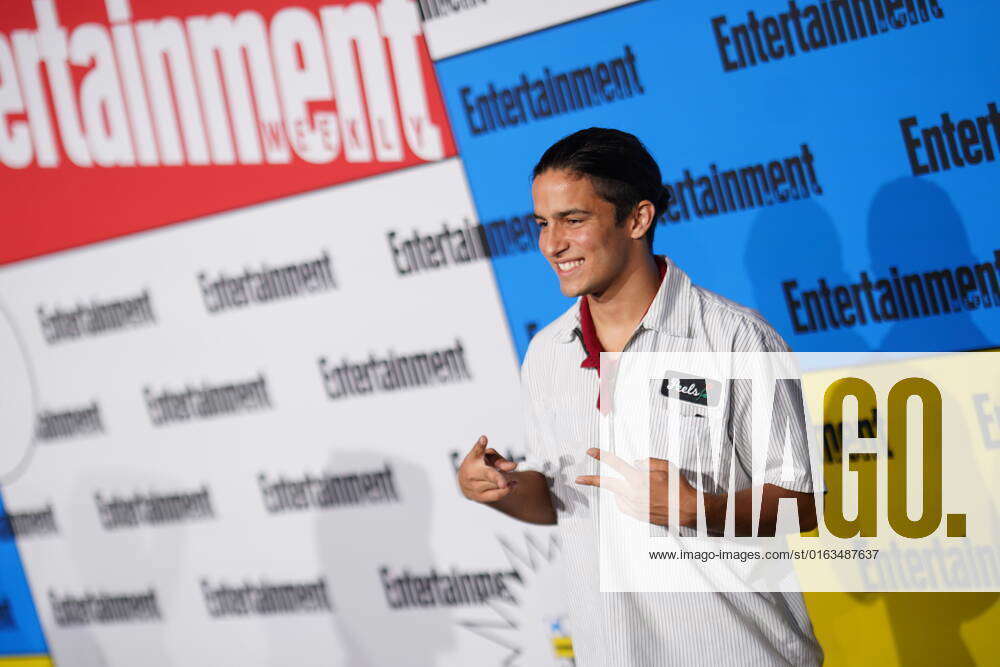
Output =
[{"x1": 648, "y1": 401, "x2": 725, "y2": 482}]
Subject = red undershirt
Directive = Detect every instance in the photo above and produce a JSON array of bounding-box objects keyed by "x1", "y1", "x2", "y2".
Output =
[{"x1": 578, "y1": 256, "x2": 667, "y2": 409}]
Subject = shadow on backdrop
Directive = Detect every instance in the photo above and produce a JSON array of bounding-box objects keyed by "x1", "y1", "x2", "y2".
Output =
[
  {"x1": 845, "y1": 351, "x2": 999, "y2": 666},
  {"x1": 744, "y1": 199, "x2": 869, "y2": 352},
  {"x1": 315, "y1": 451, "x2": 454, "y2": 667},
  {"x1": 867, "y1": 177, "x2": 991, "y2": 352},
  {"x1": 65, "y1": 468, "x2": 185, "y2": 667},
  {"x1": 748, "y1": 190, "x2": 1000, "y2": 664}
]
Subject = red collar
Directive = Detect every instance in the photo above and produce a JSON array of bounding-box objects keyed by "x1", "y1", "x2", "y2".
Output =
[{"x1": 578, "y1": 256, "x2": 667, "y2": 374}]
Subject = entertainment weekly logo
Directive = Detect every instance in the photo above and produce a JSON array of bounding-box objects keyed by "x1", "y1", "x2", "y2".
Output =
[{"x1": 0, "y1": 0, "x2": 455, "y2": 263}]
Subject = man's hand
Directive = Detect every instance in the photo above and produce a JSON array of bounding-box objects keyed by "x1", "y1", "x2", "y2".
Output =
[
  {"x1": 574, "y1": 447, "x2": 698, "y2": 527},
  {"x1": 456, "y1": 435, "x2": 557, "y2": 525},
  {"x1": 457, "y1": 435, "x2": 520, "y2": 503},
  {"x1": 575, "y1": 447, "x2": 818, "y2": 535}
]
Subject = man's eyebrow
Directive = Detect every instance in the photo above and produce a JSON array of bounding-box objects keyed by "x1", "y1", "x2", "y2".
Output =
[{"x1": 533, "y1": 209, "x2": 592, "y2": 220}]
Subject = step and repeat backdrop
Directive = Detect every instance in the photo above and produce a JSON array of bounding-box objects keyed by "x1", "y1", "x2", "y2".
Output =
[{"x1": 0, "y1": 1, "x2": 998, "y2": 665}]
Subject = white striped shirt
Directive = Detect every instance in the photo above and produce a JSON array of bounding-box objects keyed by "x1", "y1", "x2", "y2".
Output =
[{"x1": 520, "y1": 255, "x2": 823, "y2": 666}]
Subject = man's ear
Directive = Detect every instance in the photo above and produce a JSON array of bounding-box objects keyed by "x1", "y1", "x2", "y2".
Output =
[{"x1": 629, "y1": 200, "x2": 655, "y2": 240}]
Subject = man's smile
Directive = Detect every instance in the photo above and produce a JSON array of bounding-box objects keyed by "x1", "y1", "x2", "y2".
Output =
[{"x1": 556, "y1": 258, "x2": 585, "y2": 274}]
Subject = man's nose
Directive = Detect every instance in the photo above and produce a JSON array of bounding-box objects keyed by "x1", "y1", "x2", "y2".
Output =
[{"x1": 540, "y1": 223, "x2": 568, "y2": 258}]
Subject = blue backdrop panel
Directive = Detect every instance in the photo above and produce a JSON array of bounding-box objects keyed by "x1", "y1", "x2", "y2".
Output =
[
  {"x1": 0, "y1": 491, "x2": 48, "y2": 655},
  {"x1": 434, "y1": 0, "x2": 1000, "y2": 359}
]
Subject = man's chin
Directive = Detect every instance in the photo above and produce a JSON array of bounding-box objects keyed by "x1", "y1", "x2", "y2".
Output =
[{"x1": 558, "y1": 280, "x2": 586, "y2": 298}]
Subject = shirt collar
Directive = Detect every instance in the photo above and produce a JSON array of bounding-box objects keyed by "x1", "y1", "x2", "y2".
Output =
[
  {"x1": 556, "y1": 254, "x2": 693, "y2": 346},
  {"x1": 640, "y1": 254, "x2": 693, "y2": 339}
]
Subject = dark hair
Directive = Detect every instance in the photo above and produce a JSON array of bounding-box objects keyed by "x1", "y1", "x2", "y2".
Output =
[{"x1": 532, "y1": 127, "x2": 670, "y2": 248}]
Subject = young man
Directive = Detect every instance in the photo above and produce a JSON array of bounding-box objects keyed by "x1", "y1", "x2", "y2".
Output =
[{"x1": 457, "y1": 128, "x2": 823, "y2": 666}]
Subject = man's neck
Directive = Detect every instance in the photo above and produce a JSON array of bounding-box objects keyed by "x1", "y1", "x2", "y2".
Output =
[{"x1": 587, "y1": 252, "x2": 661, "y2": 352}]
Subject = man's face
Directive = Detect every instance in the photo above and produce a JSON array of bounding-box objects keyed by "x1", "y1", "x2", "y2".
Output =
[{"x1": 532, "y1": 169, "x2": 632, "y2": 298}]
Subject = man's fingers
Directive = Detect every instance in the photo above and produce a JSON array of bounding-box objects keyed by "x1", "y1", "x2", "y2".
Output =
[
  {"x1": 645, "y1": 457, "x2": 672, "y2": 472},
  {"x1": 472, "y1": 473, "x2": 518, "y2": 492},
  {"x1": 484, "y1": 447, "x2": 517, "y2": 471},
  {"x1": 464, "y1": 435, "x2": 488, "y2": 463},
  {"x1": 479, "y1": 486, "x2": 513, "y2": 503},
  {"x1": 485, "y1": 449, "x2": 510, "y2": 465},
  {"x1": 615, "y1": 495, "x2": 645, "y2": 521},
  {"x1": 484, "y1": 467, "x2": 509, "y2": 489},
  {"x1": 575, "y1": 475, "x2": 630, "y2": 496},
  {"x1": 587, "y1": 448, "x2": 641, "y2": 482},
  {"x1": 468, "y1": 463, "x2": 512, "y2": 490},
  {"x1": 470, "y1": 478, "x2": 500, "y2": 494}
]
